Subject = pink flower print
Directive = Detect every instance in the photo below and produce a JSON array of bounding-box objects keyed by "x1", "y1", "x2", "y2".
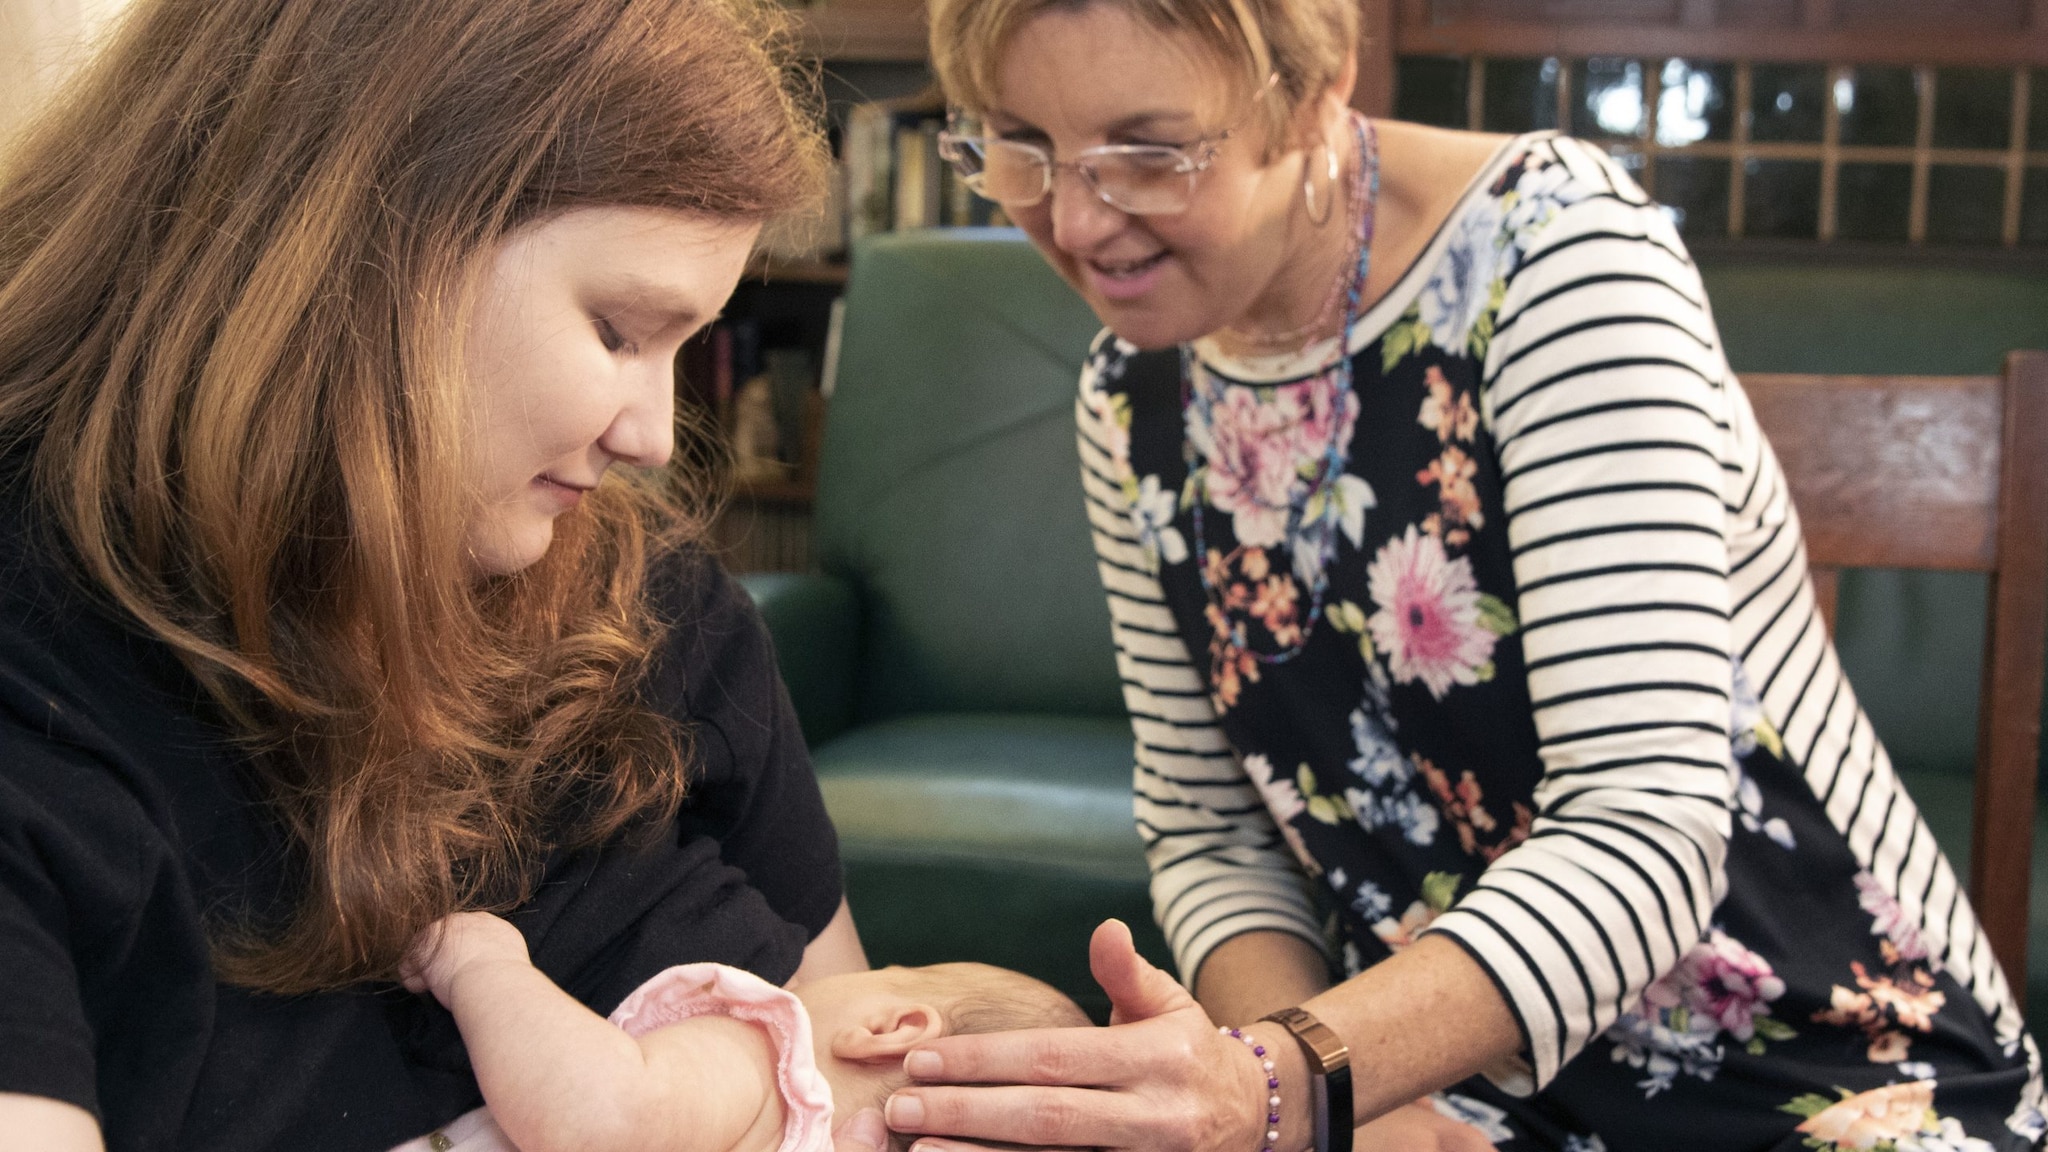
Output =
[
  {"x1": 1418, "y1": 367, "x2": 1479, "y2": 444},
  {"x1": 1366, "y1": 526, "x2": 1496, "y2": 700},
  {"x1": 1200, "y1": 387, "x2": 1311, "y2": 548},
  {"x1": 1643, "y1": 929, "x2": 1786, "y2": 1042},
  {"x1": 1291, "y1": 373, "x2": 1357, "y2": 456},
  {"x1": 1679, "y1": 931, "x2": 1787, "y2": 1041},
  {"x1": 1854, "y1": 871, "x2": 1931, "y2": 965},
  {"x1": 1795, "y1": 1081, "x2": 1937, "y2": 1149}
]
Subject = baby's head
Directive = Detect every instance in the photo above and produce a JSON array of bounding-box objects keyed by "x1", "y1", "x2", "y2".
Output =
[{"x1": 793, "y1": 963, "x2": 1089, "y2": 1128}]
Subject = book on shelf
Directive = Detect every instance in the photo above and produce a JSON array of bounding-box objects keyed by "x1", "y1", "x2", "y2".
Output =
[
  {"x1": 840, "y1": 92, "x2": 1005, "y2": 249},
  {"x1": 678, "y1": 319, "x2": 822, "y2": 491}
]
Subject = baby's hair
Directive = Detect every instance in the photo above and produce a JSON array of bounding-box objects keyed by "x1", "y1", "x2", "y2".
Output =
[
  {"x1": 926, "y1": 963, "x2": 1092, "y2": 1035},
  {"x1": 879, "y1": 964, "x2": 1090, "y2": 1152}
]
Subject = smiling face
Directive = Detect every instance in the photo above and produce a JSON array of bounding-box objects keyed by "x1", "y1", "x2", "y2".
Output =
[
  {"x1": 988, "y1": 5, "x2": 1310, "y2": 350},
  {"x1": 462, "y1": 206, "x2": 758, "y2": 576}
]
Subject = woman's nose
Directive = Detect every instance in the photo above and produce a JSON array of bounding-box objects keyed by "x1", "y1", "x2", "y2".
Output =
[
  {"x1": 1048, "y1": 169, "x2": 1126, "y2": 253},
  {"x1": 599, "y1": 361, "x2": 675, "y2": 469}
]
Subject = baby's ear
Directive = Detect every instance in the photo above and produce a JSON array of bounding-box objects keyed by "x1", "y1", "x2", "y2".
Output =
[{"x1": 828, "y1": 1003, "x2": 947, "y2": 1064}]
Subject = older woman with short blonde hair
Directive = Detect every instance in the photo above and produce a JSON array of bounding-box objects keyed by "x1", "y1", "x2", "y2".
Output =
[{"x1": 877, "y1": 1, "x2": 2044, "y2": 1149}]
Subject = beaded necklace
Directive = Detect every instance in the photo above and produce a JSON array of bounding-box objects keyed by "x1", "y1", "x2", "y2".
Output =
[{"x1": 1182, "y1": 111, "x2": 1379, "y2": 667}]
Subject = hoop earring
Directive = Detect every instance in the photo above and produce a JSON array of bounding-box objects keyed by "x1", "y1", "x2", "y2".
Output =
[{"x1": 1302, "y1": 138, "x2": 1339, "y2": 227}]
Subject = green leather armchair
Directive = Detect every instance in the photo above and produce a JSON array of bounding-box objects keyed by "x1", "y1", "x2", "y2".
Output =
[
  {"x1": 740, "y1": 230, "x2": 1164, "y2": 1019},
  {"x1": 742, "y1": 229, "x2": 2048, "y2": 1024}
]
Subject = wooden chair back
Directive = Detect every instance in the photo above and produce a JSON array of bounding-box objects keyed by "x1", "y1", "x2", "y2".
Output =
[{"x1": 1743, "y1": 352, "x2": 2048, "y2": 997}]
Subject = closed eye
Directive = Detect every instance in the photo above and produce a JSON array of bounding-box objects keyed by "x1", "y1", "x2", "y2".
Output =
[{"x1": 595, "y1": 317, "x2": 636, "y2": 355}]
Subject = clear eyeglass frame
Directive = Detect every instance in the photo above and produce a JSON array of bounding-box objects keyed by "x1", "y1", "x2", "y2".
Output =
[{"x1": 936, "y1": 75, "x2": 1277, "y2": 217}]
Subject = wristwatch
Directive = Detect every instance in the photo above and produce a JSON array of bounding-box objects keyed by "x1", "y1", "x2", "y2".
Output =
[{"x1": 1260, "y1": 1006, "x2": 1352, "y2": 1152}]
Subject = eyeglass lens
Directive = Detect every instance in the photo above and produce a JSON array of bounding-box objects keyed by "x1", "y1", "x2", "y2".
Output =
[{"x1": 977, "y1": 141, "x2": 1198, "y2": 215}]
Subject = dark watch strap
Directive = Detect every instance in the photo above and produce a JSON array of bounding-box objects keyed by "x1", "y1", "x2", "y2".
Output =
[{"x1": 1260, "y1": 1007, "x2": 1352, "y2": 1152}]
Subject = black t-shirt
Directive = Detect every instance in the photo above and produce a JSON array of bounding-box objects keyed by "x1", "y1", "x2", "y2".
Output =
[{"x1": 0, "y1": 487, "x2": 842, "y2": 1151}]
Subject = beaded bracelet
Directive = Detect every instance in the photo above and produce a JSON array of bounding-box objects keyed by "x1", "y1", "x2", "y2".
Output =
[{"x1": 1220, "y1": 1025, "x2": 1282, "y2": 1152}]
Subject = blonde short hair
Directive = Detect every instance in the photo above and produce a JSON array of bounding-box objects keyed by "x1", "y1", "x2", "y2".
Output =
[{"x1": 928, "y1": 0, "x2": 1358, "y2": 145}]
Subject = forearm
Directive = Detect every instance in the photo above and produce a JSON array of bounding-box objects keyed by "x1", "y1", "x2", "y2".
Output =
[
  {"x1": 789, "y1": 897, "x2": 868, "y2": 985},
  {"x1": 443, "y1": 960, "x2": 777, "y2": 1152},
  {"x1": 1252, "y1": 934, "x2": 1521, "y2": 1134},
  {"x1": 1192, "y1": 930, "x2": 1331, "y2": 1027}
]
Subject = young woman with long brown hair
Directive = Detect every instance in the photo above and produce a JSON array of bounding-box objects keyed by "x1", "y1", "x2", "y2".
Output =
[{"x1": 0, "y1": 1, "x2": 875, "y2": 1148}]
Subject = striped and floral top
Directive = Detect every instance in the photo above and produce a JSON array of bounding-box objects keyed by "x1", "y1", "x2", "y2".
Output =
[{"x1": 1078, "y1": 132, "x2": 2045, "y2": 1150}]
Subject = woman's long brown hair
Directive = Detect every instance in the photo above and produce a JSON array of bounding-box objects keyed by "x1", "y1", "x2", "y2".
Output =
[{"x1": 0, "y1": 0, "x2": 827, "y2": 994}]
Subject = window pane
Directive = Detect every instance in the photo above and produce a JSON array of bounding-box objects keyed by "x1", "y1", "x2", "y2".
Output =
[
  {"x1": 1573, "y1": 58, "x2": 1646, "y2": 140},
  {"x1": 2021, "y1": 168, "x2": 2048, "y2": 245},
  {"x1": 1744, "y1": 159, "x2": 1821, "y2": 238},
  {"x1": 2030, "y1": 69, "x2": 2048, "y2": 154},
  {"x1": 1654, "y1": 156, "x2": 1730, "y2": 238},
  {"x1": 1837, "y1": 66, "x2": 1920, "y2": 148},
  {"x1": 1931, "y1": 67, "x2": 2012, "y2": 151},
  {"x1": 1483, "y1": 58, "x2": 1561, "y2": 134},
  {"x1": 1835, "y1": 163, "x2": 1912, "y2": 242},
  {"x1": 1926, "y1": 165, "x2": 2005, "y2": 244},
  {"x1": 1656, "y1": 59, "x2": 1734, "y2": 146},
  {"x1": 1396, "y1": 56, "x2": 1469, "y2": 129},
  {"x1": 1750, "y1": 64, "x2": 1827, "y2": 143}
]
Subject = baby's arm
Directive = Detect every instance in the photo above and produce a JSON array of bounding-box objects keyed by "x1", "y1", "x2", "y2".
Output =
[{"x1": 406, "y1": 912, "x2": 787, "y2": 1152}]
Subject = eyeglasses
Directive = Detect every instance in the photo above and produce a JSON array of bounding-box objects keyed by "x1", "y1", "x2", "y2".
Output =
[{"x1": 937, "y1": 76, "x2": 1276, "y2": 217}]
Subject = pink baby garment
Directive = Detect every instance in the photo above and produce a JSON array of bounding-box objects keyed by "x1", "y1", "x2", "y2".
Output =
[{"x1": 387, "y1": 962, "x2": 837, "y2": 1152}]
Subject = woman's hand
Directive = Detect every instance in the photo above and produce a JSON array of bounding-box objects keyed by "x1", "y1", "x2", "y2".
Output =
[{"x1": 883, "y1": 920, "x2": 1301, "y2": 1152}]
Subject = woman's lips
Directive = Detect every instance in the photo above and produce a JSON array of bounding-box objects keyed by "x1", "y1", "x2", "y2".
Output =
[
  {"x1": 534, "y1": 474, "x2": 592, "y2": 509},
  {"x1": 1081, "y1": 251, "x2": 1169, "y2": 302}
]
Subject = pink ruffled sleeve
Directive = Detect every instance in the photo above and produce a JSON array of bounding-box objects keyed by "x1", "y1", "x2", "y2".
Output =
[{"x1": 388, "y1": 962, "x2": 836, "y2": 1152}]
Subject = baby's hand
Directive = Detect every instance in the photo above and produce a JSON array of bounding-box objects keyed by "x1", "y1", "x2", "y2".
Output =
[{"x1": 401, "y1": 911, "x2": 531, "y2": 1007}]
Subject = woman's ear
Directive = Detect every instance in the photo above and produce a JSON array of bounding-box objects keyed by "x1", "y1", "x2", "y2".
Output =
[
  {"x1": 1284, "y1": 48, "x2": 1361, "y2": 154},
  {"x1": 827, "y1": 1003, "x2": 948, "y2": 1064}
]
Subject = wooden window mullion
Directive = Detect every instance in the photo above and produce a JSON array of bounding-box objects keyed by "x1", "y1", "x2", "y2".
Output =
[
  {"x1": 1820, "y1": 64, "x2": 1844, "y2": 241},
  {"x1": 2005, "y1": 67, "x2": 2030, "y2": 246},
  {"x1": 1731, "y1": 61, "x2": 1752, "y2": 238},
  {"x1": 1908, "y1": 66, "x2": 1934, "y2": 244}
]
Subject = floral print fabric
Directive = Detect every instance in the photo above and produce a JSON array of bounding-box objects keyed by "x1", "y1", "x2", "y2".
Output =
[{"x1": 1084, "y1": 136, "x2": 2040, "y2": 1149}]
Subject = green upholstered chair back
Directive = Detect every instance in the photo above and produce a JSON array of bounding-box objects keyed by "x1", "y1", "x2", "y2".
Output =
[
  {"x1": 816, "y1": 230, "x2": 1119, "y2": 723},
  {"x1": 1698, "y1": 260, "x2": 2048, "y2": 377}
]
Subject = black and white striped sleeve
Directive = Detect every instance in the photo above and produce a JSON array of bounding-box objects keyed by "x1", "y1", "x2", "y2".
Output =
[
  {"x1": 1421, "y1": 140, "x2": 1740, "y2": 1091},
  {"x1": 1075, "y1": 346, "x2": 1323, "y2": 986}
]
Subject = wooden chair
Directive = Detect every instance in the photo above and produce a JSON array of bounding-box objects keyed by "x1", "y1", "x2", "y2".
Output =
[{"x1": 1743, "y1": 351, "x2": 2048, "y2": 1000}]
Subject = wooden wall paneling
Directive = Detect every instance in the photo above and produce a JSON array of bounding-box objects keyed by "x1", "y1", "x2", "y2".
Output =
[
  {"x1": 797, "y1": 0, "x2": 927, "y2": 63},
  {"x1": 1358, "y1": 0, "x2": 1399, "y2": 117},
  {"x1": 1392, "y1": 21, "x2": 2048, "y2": 67}
]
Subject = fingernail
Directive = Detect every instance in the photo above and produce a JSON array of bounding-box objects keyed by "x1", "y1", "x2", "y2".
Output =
[
  {"x1": 886, "y1": 1094, "x2": 925, "y2": 1129},
  {"x1": 904, "y1": 1049, "x2": 943, "y2": 1078},
  {"x1": 843, "y1": 1108, "x2": 888, "y2": 1152}
]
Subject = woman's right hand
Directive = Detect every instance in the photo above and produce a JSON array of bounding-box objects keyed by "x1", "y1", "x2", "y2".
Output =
[{"x1": 883, "y1": 920, "x2": 1302, "y2": 1152}]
